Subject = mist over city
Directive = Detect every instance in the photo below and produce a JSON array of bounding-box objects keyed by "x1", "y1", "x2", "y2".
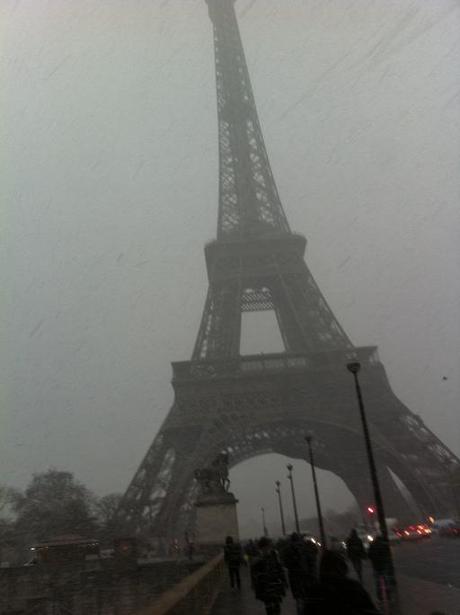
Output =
[{"x1": 2, "y1": 1, "x2": 459, "y2": 613}]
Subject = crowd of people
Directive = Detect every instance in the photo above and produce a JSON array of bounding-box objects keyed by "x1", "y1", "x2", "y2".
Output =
[{"x1": 223, "y1": 530, "x2": 446, "y2": 615}]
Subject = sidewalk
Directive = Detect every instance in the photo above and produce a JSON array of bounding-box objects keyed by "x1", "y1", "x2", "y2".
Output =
[
  {"x1": 212, "y1": 568, "x2": 460, "y2": 614},
  {"x1": 212, "y1": 568, "x2": 297, "y2": 614}
]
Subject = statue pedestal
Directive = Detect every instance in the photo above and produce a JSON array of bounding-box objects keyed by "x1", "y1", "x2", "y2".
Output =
[{"x1": 195, "y1": 492, "x2": 239, "y2": 546}]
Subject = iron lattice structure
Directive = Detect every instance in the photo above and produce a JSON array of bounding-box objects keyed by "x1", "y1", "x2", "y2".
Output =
[{"x1": 117, "y1": 0, "x2": 459, "y2": 537}]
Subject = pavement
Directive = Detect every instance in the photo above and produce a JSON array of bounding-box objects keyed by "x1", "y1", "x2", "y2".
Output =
[
  {"x1": 212, "y1": 539, "x2": 460, "y2": 614},
  {"x1": 212, "y1": 569, "x2": 297, "y2": 614},
  {"x1": 212, "y1": 574, "x2": 460, "y2": 615}
]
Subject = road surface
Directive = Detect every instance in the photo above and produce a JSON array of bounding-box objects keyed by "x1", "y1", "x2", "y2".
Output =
[{"x1": 393, "y1": 536, "x2": 460, "y2": 589}]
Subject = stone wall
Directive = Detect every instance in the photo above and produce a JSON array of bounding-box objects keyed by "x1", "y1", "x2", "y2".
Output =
[{"x1": 0, "y1": 558, "x2": 201, "y2": 614}]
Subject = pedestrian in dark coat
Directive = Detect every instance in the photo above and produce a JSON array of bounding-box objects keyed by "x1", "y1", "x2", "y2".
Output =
[
  {"x1": 224, "y1": 535, "x2": 243, "y2": 590},
  {"x1": 305, "y1": 550, "x2": 380, "y2": 614},
  {"x1": 281, "y1": 533, "x2": 318, "y2": 614},
  {"x1": 244, "y1": 538, "x2": 259, "y2": 563},
  {"x1": 251, "y1": 537, "x2": 287, "y2": 615},
  {"x1": 367, "y1": 535, "x2": 395, "y2": 604},
  {"x1": 346, "y1": 529, "x2": 366, "y2": 582}
]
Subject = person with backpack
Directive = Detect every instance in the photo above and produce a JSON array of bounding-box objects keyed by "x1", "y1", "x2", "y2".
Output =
[
  {"x1": 367, "y1": 535, "x2": 395, "y2": 606},
  {"x1": 345, "y1": 528, "x2": 367, "y2": 582},
  {"x1": 224, "y1": 535, "x2": 244, "y2": 590},
  {"x1": 244, "y1": 538, "x2": 259, "y2": 564},
  {"x1": 281, "y1": 533, "x2": 318, "y2": 614},
  {"x1": 251, "y1": 537, "x2": 288, "y2": 615},
  {"x1": 305, "y1": 550, "x2": 380, "y2": 614}
]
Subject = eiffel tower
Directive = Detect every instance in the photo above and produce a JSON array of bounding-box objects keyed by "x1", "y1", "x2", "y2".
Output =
[{"x1": 117, "y1": 0, "x2": 459, "y2": 536}]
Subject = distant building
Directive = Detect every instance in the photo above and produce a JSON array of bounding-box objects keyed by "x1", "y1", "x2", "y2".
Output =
[{"x1": 30, "y1": 534, "x2": 99, "y2": 564}]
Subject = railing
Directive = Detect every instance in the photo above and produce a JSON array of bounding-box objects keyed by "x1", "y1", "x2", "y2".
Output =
[
  {"x1": 136, "y1": 553, "x2": 224, "y2": 615},
  {"x1": 172, "y1": 347, "x2": 379, "y2": 382}
]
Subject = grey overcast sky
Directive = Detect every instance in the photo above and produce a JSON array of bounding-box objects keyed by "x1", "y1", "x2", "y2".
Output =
[{"x1": 2, "y1": 0, "x2": 459, "y2": 533}]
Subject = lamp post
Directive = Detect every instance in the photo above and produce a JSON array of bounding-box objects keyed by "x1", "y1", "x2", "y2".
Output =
[
  {"x1": 347, "y1": 360, "x2": 397, "y2": 590},
  {"x1": 305, "y1": 434, "x2": 327, "y2": 548},
  {"x1": 275, "y1": 480, "x2": 287, "y2": 536},
  {"x1": 286, "y1": 463, "x2": 300, "y2": 533},
  {"x1": 261, "y1": 506, "x2": 268, "y2": 537}
]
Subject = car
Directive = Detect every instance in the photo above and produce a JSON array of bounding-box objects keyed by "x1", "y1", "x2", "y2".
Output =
[
  {"x1": 438, "y1": 521, "x2": 460, "y2": 537},
  {"x1": 388, "y1": 529, "x2": 401, "y2": 544},
  {"x1": 394, "y1": 524, "x2": 431, "y2": 541},
  {"x1": 447, "y1": 524, "x2": 460, "y2": 537},
  {"x1": 431, "y1": 518, "x2": 457, "y2": 536}
]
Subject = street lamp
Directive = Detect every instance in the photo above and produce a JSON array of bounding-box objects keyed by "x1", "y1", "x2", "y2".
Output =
[
  {"x1": 305, "y1": 434, "x2": 327, "y2": 549},
  {"x1": 275, "y1": 480, "x2": 287, "y2": 536},
  {"x1": 347, "y1": 360, "x2": 397, "y2": 589},
  {"x1": 286, "y1": 463, "x2": 300, "y2": 534},
  {"x1": 261, "y1": 506, "x2": 268, "y2": 537}
]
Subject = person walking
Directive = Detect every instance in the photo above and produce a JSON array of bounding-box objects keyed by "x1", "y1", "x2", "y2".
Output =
[
  {"x1": 281, "y1": 533, "x2": 318, "y2": 614},
  {"x1": 251, "y1": 536, "x2": 287, "y2": 615},
  {"x1": 305, "y1": 550, "x2": 380, "y2": 614},
  {"x1": 244, "y1": 538, "x2": 259, "y2": 564},
  {"x1": 367, "y1": 535, "x2": 395, "y2": 606},
  {"x1": 224, "y1": 535, "x2": 244, "y2": 590},
  {"x1": 345, "y1": 529, "x2": 366, "y2": 582}
]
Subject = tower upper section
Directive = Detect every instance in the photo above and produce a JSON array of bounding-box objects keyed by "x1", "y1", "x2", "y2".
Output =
[{"x1": 206, "y1": 0, "x2": 291, "y2": 240}]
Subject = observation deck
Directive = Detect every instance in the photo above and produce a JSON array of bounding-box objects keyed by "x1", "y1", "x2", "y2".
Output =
[{"x1": 172, "y1": 346, "x2": 380, "y2": 384}]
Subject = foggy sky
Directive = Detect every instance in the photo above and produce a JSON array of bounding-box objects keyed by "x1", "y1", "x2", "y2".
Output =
[{"x1": 2, "y1": 0, "x2": 459, "y2": 531}]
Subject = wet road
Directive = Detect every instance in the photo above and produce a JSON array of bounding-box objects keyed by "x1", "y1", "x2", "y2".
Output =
[{"x1": 393, "y1": 537, "x2": 460, "y2": 588}]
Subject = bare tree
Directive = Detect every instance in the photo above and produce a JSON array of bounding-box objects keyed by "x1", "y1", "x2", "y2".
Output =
[
  {"x1": 96, "y1": 493, "x2": 122, "y2": 526},
  {"x1": 12, "y1": 469, "x2": 97, "y2": 542},
  {"x1": 0, "y1": 485, "x2": 21, "y2": 519}
]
